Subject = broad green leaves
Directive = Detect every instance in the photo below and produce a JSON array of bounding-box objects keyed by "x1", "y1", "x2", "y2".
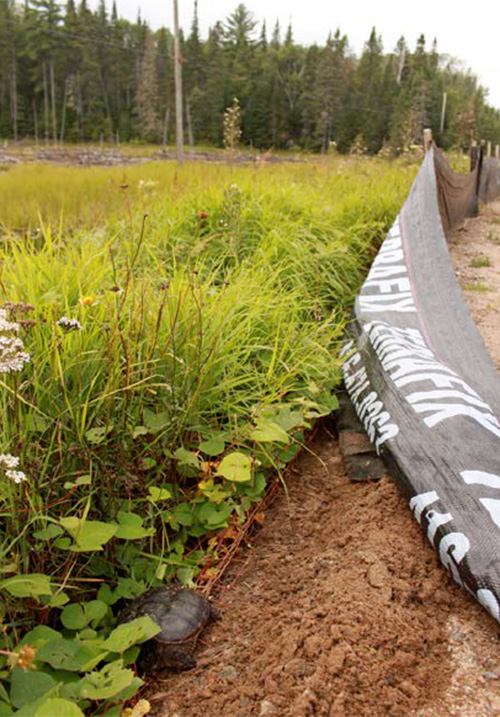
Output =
[
  {"x1": 19, "y1": 626, "x2": 61, "y2": 648},
  {"x1": 10, "y1": 670, "x2": 56, "y2": 710},
  {"x1": 63, "y1": 475, "x2": 92, "y2": 490},
  {"x1": 199, "y1": 436, "x2": 225, "y2": 456},
  {"x1": 34, "y1": 699, "x2": 84, "y2": 717},
  {"x1": 148, "y1": 486, "x2": 172, "y2": 502},
  {"x1": 216, "y1": 452, "x2": 252, "y2": 482},
  {"x1": 250, "y1": 418, "x2": 289, "y2": 443},
  {"x1": 115, "y1": 512, "x2": 154, "y2": 540},
  {"x1": 174, "y1": 447, "x2": 200, "y2": 478},
  {"x1": 32, "y1": 524, "x2": 64, "y2": 542},
  {"x1": 0, "y1": 574, "x2": 52, "y2": 599},
  {"x1": 61, "y1": 600, "x2": 108, "y2": 630},
  {"x1": 49, "y1": 593, "x2": 70, "y2": 608},
  {"x1": 36, "y1": 637, "x2": 106, "y2": 672},
  {"x1": 59, "y1": 518, "x2": 117, "y2": 552},
  {"x1": 97, "y1": 578, "x2": 145, "y2": 606},
  {"x1": 85, "y1": 424, "x2": 113, "y2": 445},
  {"x1": 0, "y1": 392, "x2": 332, "y2": 717},
  {"x1": 168, "y1": 503, "x2": 194, "y2": 528},
  {"x1": 143, "y1": 410, "x2": 170, "y2": 433},
  {"x1": 197, "y1": 502, "x2": 233, "y2": 528},
  {"x1": 174, "y1": 447, "x2": 199, "y2": 468},
  {"x1": 65, "y1": 661, "x2": 141, "y2": 701},
  {"x1": 103, "y1": 617, "x2": 160, "y2": 653},
  {"x1": 2, "y1": 600, "x2": 159, "y2": 715}
]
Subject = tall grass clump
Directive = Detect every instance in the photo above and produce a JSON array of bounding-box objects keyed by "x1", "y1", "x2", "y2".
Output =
[{"x1": 0, "y1": 156, "x2": 415, "y2": 714}]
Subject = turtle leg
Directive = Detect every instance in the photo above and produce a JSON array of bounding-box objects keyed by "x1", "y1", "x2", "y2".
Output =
[
  {"x1": 164, "y1": 647, "x2": 197, "y2": 671},
  {"x1": 209, "y1": 603, "x2": 221, "y2": 621},
  {"x1": 137, "y1": 643, "x2": 160, "y2": 676}
]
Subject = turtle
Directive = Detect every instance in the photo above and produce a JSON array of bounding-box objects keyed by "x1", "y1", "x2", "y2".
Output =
[{"x1": 119, "y1": 585, "x2": 220, "y2": 673}]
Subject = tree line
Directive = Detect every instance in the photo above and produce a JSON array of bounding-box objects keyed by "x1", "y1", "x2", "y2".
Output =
[{"x1": 1, "y1": 0, "x2": 499, "y2": 153}]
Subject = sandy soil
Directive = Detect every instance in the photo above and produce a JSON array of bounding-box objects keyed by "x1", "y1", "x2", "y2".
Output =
[
  {"x1": 450, "y1": 200, "x2": 500, "y2": 368},
  {"x1": 145, "y1": 202, "x2": 500, "y2": 717}
]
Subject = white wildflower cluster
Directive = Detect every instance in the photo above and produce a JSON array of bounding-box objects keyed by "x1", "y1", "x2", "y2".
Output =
[
  {"x1": 0, "y1": 453, "x2": 19, "y2": 468},
  {"x1": 6, "y1": 470, "x2": 27, "y2": 483},
  {"x1": 0, "y1": 309, "x2": 31, "y2": 374},
  {"x1": 0, "y1": 311, "x2": 21, "y2": 334},
  {"x1": 57, "y1": 316, "x2": 82, "y2": 332},
  {"x1": 0, "y1": 453, "x2": 27, "y2": 483}
]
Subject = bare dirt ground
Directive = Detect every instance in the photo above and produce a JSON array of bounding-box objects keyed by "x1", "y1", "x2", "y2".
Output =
[
  {"x1": 0, "y1": 145, "x2": 307, "y2": 167},
  {"x1": 146, "y1": 203, "x2": 500, "y2": 717},
  {"x1": 450, "y1": 200, "x2": 500, "y2": 368}
]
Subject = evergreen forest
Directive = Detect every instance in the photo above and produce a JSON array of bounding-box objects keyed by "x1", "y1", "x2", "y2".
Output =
[{"x1": 1, "y1": 0, "x2": 499, "y2": 152}]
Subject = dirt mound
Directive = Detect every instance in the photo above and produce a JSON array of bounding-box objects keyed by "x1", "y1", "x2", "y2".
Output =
[{"x1": 148, "y1": 423, "x2": 498, "y2": 717}]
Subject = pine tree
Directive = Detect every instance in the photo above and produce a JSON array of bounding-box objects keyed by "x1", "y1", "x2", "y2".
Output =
[
  {"x1": 224, "y1": 4, "x2": 257, "y2": 48},
  {"x1": 354, "y1": 28, "x2": 385, "y2": 153},
  {"x1": 244, "y1": 20, "x2": 273, "y2": 147},
  {"x1": 390, "y1": 35, "x2": 430, "y2": 152},
  {"x1": 198, "y1": 23, "x2": 225, "y2": 144},
  {"x1": 26, "y1": 0, "x2": 62, "y2": 142},
  {"x1": 223, "y1": 3, "x2": 257, "y2": 106},
  {"x1": 185, "y1": 0, "x2": 204, "y2": 144},
  {"x1": 0, "y1": 0, "x2": 18, "y2": 138},
  {"x1": 273, "y1": 22, "x2": 306, "y2": 144},
  {"x1": 301, "y1": 44, "x2": 320, "y2": 147},
  {"x1": 378, "y1": 53, "x2": 399, "y2": 150},
  {"x1": 271, "y1": 20, "x2": 280, "y2": 50},
  {"x1": 259, "y1": 20, "x2": 267, "y2": 52},
  {"x1": 313, "y1": 30, "x2": 348, "y2": 152},
  {"x1": 156, "y1": 26, "x2": 172, "y2": 145},
  {"x1": 136, "y1": 26, "x2": 159, "y2": 141}
]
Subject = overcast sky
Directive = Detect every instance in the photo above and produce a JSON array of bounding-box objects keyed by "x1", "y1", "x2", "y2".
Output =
[{"x1": 90, "y1": 0, "x2": 500, "y2": 109}]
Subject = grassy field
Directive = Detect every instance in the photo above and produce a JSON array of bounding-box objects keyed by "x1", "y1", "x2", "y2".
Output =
[{"x1": 0, "y1": 155, "x2": 416, "y2": 714}]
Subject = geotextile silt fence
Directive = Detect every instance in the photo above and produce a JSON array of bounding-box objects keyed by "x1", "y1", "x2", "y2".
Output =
[{"x1": 343, "y1": 145, "x2": 500, "y2": 621}]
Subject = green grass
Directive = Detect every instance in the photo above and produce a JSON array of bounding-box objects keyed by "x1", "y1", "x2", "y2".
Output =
[
  {"x1": 470, "y1": 255, "x2": 492, "y2": 268},
  {"x1": 0, "y1": 155, "x2": 415, "y2": 713},
  {"x1": 447, "y1": 150, "x2": 473, "y2": 174},
  {"x1": 463, "y1": 281, "x2": 492, "y2": 291}
]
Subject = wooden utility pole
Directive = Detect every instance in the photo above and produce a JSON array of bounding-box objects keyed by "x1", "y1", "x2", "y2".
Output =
[
  {"x1": 423, "y1": 128, "x2": 433, "y2": 153},
  {"x1": 487, "y1": 141, "x2": 492, "y2": 158},
  {"x1": 173, "y1": 0, "x2": 184, "y2": 165},
  {"x1": 439, "y1": 92, "x2": 447, "y2": 134}
]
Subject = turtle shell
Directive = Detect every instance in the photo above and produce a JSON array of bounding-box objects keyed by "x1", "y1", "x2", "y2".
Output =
[{"x1": 120, "y1": 586, "x2": 213, "y2": 644}]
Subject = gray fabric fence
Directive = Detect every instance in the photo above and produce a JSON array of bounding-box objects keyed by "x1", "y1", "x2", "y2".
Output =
[{"x1": 343, "y1": 147, "x2": 500, "y2": 621}]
